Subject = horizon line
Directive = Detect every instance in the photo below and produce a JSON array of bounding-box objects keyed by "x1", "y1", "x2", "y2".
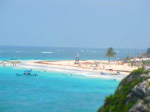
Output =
[{"x1": 0, "y1": 45, "x2": 148, "y2": 50}]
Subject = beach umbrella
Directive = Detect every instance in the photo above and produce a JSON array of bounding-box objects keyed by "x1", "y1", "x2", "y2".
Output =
[{"x1": 43, "y1": 61, "x2": 47, "y2": 63}]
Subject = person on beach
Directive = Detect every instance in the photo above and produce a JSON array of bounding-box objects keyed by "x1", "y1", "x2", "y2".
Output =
[
  {"x1": 103, "y1": 66, "x2": 105, "y2": 69},
  {"x1": 117, "y1": 71, "x2": 120, "y2": 75},
  {"x1": 27, "y1": 72, "x2": 30, "y2": 75}
]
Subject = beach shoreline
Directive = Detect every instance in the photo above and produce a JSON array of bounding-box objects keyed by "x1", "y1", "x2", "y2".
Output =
[{"x1": 3, "y1": 60, "x2": 137, "y2": 81}]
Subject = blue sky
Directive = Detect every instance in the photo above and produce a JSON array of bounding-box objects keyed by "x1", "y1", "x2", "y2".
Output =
[{"x1": 0, "y1": 0, "x2": 150, "y2": 48}]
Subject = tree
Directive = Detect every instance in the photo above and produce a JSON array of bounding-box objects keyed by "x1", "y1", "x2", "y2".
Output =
[
  {"x1": 141, "y1": 48, "x2": 150, "y2": 58},
  {"x1": 105, "y1": 47, "x2": 116, "y2": 63},
  {"x1": 146, "y1": 48, "x2": 150, "y2": 55}
]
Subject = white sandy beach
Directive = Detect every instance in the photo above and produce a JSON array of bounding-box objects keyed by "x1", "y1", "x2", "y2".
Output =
[{"x1": 2, "y1": 60, "x2": 137, "y2": 81}]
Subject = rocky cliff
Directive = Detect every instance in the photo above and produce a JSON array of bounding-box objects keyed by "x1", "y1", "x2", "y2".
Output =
[{"x1": 97, "y1": 68, "x2": 150, "y2": 112}]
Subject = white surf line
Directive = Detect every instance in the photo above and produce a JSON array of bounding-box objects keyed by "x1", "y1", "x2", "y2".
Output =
[{"x1": 17, "y1": 63, "x2": 127, "y2": 81}]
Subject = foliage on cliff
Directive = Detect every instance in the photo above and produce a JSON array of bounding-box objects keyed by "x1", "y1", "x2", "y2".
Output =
[{"x1": 97, "y1": 68, "x2": 150, "y2": 112}]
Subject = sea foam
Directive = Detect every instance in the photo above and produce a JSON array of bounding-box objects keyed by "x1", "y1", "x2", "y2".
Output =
[{"x1": 42, "y1": 52, "x2": 53, "y2": 53}]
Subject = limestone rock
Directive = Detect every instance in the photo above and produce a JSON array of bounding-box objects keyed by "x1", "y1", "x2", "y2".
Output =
[
  {"x1": 132, "y1": 81, "x2": 148, "y2": 98},
  {"x1": 127, "y1": 93, "x2": 132, "y2": 98},
  {"x1": 129, "y1": 100, "x2": 148, "y2": 112},
  {"x1": 146, "y1": 86, "x2": 150, "y2": 96},
  {"x1": 128, "y1": 75, "x2": 134, "y2": 81},
  {"x1": 97, "y1": 69, "x2": 150, "y2": 112},
  {"x1": 147, "y1": 79, "x2": 150, "y2": 82},
  {"x1": 139, "y1": 74, "x2": 147, "y2": 78}
]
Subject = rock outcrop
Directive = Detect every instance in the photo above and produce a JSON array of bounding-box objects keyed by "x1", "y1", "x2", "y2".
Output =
[
  {"x1": 131, "y1": 80, "x2": 150, "y2": 98},
  {"x1": 97, "y1": 68, "x2": 150, "y2": 112}
]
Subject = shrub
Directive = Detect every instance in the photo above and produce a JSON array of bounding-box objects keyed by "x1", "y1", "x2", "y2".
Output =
[{"x1": 97, "y1": 68, "x2": 150, "y2": 112}]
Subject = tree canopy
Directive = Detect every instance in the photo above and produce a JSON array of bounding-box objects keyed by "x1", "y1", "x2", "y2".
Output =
[
  {"x1": 146, "y1": 48, "x2": 150, "y2": 54},
  {"x1": 105, "y1": 47, "x2": 116, "y2": 63}
]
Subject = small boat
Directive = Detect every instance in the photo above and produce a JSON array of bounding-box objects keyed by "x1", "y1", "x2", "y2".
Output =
[
  {"x1": 100, "y1": 72, "x2": 119, "y2": 75},
  {"x1": 16, "y1": 73, "x2": 37, "y2": 76},
  {"x1": 16, "y1": 70, "x2": 38, "y2": 76}
]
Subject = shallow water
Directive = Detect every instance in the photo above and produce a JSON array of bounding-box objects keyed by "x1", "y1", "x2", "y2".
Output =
[{"x1": 0, "y1": 66, "x2": 119, "y2": 112}]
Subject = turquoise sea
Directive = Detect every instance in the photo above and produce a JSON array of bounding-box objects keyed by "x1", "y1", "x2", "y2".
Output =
[
  {"x1": 0, "y1": 46, "x2": 146, "y2": 112},
  {"x1": 0, "y1": 66, "x2": 119, "y2": 112}
]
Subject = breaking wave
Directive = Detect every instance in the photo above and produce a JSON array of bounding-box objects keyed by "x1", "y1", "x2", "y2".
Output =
[
  {"x1": 91, "y1": 51, "x2": 98, "y2": 52},
  {"x1": 41, "y1": 52, "x2": 53, "y2": 53}
]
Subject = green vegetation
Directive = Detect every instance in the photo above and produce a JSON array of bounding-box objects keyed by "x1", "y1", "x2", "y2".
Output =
[
  {"x1": 97, "y1": 68, "x2": 149, "y2": 112},
  {"x1": 123, "y1": 55, "x2": 131, "y2": 63},
  {"x1": 146, "y1": 48, "x2": 150, "y2": 55},
  {"x1": 122, "y1": 48, "x2": 150, "y2": 68},
  {"x1": 142, "y1": 60, "x2": 150, "y2": 66},
  {"x1": 129, "y1": 67, "x2": 149, "y2": 76},
  {"x1": 142, "y1": 48, "x2": 150, "y2": 58},
  {"x1": 143, "y1": 98, "x2": 149, "y2": 104},
  {"x1": 105, "y1": 47, "x2": 116, "y2": 63}
]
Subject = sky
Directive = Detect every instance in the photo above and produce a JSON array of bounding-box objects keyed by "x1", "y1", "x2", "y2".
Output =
[{"x1": 0, "y1": 0, "x2": 150, "y2": 48}]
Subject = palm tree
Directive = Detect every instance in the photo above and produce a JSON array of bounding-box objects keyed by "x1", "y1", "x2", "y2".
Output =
[
  {"x1": 146, "y1": 48, "x2": 150, "y2": 54},
  {"x1": 146, "y1": 48, "x2": 150, "y2": 57},
  {"x1": 105, "y1": 47, "x2": 116, "y2": 63}
]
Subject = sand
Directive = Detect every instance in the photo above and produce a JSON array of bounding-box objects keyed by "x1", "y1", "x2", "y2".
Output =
[
  {"x1": 0, "y1": 60, "x2": 138, "y2": 81},
  {"x1": 11, "y1": 60, "x2": 138, "y2": 81},
  {"x1": 30, "y1": 60, "x2": 137, "y2": 73}
]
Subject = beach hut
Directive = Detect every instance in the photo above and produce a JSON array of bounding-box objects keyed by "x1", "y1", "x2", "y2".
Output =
[
  {"x1": 135, "y1": 58, "x2": 141, "y2": 62},
  {"x1": 130, "y1": 59, "x2": 134, "y2": 62}
]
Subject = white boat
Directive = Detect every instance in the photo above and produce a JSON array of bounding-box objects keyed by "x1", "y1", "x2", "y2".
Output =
[{"x1": 100, "y1": 71, "x2": 120, "y2": 75}]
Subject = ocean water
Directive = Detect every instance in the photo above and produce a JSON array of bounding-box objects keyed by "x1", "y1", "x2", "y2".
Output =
[
  {"x1": 0, "y1": 46, "x2": 146, "y2": 61},
  {"x1": 0, "y1": 66, "x2": 119, "y2": 112},
  {"x1": 0, "y1": 46, "x2": 145, "y2": 112}
]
